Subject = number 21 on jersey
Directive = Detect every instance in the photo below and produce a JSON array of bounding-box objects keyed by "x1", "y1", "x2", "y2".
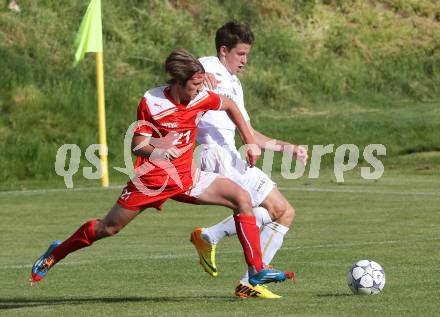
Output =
[{"x1": 175, "y1": 130, "x2": 191, "y2": 145}]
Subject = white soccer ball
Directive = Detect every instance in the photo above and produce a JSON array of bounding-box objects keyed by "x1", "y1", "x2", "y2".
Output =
[{"x1": 347, "y1": 260, "x2": 386, "y2": 295}]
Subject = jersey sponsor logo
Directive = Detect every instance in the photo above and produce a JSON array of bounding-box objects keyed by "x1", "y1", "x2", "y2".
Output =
[{"x1": 160, "y1": 122, "x2": 179, "y2": 128}]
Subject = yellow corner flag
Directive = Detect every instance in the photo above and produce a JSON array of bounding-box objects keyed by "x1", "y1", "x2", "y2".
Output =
[
  {"x1": 74, "y1": 0, "x2": 109, "y2": 187},
  {"x1": 74, "y1": 0, "x2": 103, "y2": 64}
]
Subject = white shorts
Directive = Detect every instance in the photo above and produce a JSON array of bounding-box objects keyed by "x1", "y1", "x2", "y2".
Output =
[
  {"x1": 197, "y1": 144, "x2": 275, "y2": 207},
  {"x1": 187, "y1": 169, "x2": 219, "y2": 198}
]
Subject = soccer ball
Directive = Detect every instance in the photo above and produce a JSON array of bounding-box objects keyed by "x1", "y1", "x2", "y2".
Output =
[{"x1": 347, "y1": 260, "x2": 386, "y2": 295}]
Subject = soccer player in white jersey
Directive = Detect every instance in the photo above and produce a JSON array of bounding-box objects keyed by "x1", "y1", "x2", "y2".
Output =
[{"x1": 190, "y1": 21, "x2": 308, "y2": 299}]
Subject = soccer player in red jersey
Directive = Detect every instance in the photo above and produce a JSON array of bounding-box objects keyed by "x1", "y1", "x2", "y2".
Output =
[{"x1": 31, "y1": 48, "x2": 294, "y2": 289}]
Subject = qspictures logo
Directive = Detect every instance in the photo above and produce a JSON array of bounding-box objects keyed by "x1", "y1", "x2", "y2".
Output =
[{"x1": 54, "y1": 120, "x2": 386, "y2": 190}]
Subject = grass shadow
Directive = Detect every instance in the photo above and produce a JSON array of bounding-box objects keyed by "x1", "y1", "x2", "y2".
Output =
[{"x1": 0, "y1": 295, "x2": 237, "y2": 310}]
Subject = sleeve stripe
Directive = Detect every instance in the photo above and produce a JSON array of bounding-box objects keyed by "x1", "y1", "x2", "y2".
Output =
[
  {"x1": 187, "y1": 93, "x2": 210, "y2": 108},
  {"x1": 152, "y1": 108, "x2": 178, "y2": 120}
]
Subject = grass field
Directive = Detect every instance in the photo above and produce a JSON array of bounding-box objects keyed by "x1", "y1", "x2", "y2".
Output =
[
  {"x1": 1, "y1": 1, "x2": 439, "y2": 315},
  {"x1": 1, "y1": 170, "x2": 439, "y2": 317}
]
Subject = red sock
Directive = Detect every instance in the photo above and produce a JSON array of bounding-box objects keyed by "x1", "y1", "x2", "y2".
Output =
[
  {"x1": 234, "y1": 214, "x2": 263, "y2": 272},
  {"x1": 51, "y1": 219, "x2": 100, "y2": 263}
]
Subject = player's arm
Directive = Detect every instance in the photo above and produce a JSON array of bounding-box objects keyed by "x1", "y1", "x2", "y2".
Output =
[
  {"x1": 250, "y1": 126, "x2": 308, "y2": 165},
  {"x1": 132, "y1": 96, "x2": 189, "y2": 161},
  {"x1": 219, "y1": 96, "x2": 260, "y2": 167},
  {"x1": 131, "y1": 134, "x2": 155, "y2": 158},
  {"x1": 131, "y1": 133, "x2": 186, "y2": 161}
]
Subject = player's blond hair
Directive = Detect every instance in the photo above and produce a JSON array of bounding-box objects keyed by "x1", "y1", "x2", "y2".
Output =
[{"x1": 165, "y1": 48, "x2": 205, "y2": 85}]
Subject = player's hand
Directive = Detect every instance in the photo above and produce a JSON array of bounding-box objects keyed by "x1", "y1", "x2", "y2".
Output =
[
  {"x1": 294, "y1": 145, "x2": 308, "y2": 165},
  {"x1": 245, "y1": 143, "x2": 261, "y2": 167},
  {"x1": 149, "y1": 132, "x2": 180, "y2": 149},
  {"x1": 149, "y1": 132, "x2": 192, "y2": 161},
  {"x1": 203, "y1": 72, "x2": 220, "y2": 90},
  {"x1": 150, "y1": 143, "x2": 192, "y2": 162},
  {"x1": 285, "y1": 145, "x2": 308, "y2": 165}
]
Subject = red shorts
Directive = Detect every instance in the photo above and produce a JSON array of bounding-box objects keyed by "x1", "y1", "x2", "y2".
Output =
[{"x1": 117, "y1": 170, "x2": 218, "y2": 212}]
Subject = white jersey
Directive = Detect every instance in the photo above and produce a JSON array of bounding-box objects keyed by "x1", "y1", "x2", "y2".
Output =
[
  {"x1": 196, "y1": 57, "x2": 274, "y2": 206},
  {"x1": 197, "y1": 56, "x2": 250, "y2": 148}
]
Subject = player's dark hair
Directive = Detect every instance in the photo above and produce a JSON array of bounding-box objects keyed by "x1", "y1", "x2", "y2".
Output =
[
  {"x1": 165, "y1": 48, "x2": 205, "y2": 85},
  {"x1": 215, "y1": 21, "x2": 254, "y2": 54}
]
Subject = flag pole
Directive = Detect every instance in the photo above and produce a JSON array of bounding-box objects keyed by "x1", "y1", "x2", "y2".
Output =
[
  {"x1": 96, "y1": 51, "x2": 109, "y2": 187},
  {"x1": 74, "y1": 0, "x2": 109, "y2": 187}
]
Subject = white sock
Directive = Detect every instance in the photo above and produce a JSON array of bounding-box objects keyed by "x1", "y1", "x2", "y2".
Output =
[
  {"x1": 241, "y1": 222, "x2": 290, "y2": 283},
  {"x1": 253, "y1": 207, "x2": 273, "y2": 229},
  {"x1": 201, "y1": 207, "x2": 271, "y2": 244}
]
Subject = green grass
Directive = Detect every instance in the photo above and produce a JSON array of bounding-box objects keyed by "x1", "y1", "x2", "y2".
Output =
[
  {"x1": 1, "y1": 2, "x2": 438, "y2": 314},
  {"x1": 1, "y1": 170, "x2": 439, "y2": 316}
]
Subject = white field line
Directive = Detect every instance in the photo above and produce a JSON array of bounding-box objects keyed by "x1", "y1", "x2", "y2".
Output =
[
  {"x1": 278, "y1": 187, "x2": 440, "y2": 197},
  {"x1": 3, "y1": 237, "x2": 439, "y2": 270},
  {"x1": 0, "y1": 185, "x2": 123, "y2": 196},
  {"x1": 0, "y1": 185, "x2": 439, "y2": 197}
]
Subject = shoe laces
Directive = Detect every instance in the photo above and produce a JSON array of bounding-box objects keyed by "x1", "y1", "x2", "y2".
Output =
[
  {"x1": 263, "y1": 264, "x2": 273, "y2": 270},
  {"x1": 41, "y1": 256, "x2": 55, "y2": 272}
]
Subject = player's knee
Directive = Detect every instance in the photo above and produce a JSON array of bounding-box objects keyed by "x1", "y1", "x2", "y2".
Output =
[
  {"x1": 270, "y1": 199, "x2": 287, "y2": 220},
  {"x1": 284, "y1": 203, "x2": 295, "y2": 224},
  {"x1": 234, "y1": 188, "x2": 253, "y2": 214},
  {"x1": 95, "y1": 220, "x2": 121, "y2": 238},
  {"x1": 105, "y1": 226, "x2": 121, "y2": 237},
  {"x1": 270, "y1": 199, "x2": 295, "y2": 224}
]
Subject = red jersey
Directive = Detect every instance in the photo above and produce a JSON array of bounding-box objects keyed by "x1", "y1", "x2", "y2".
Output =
[{"x1": 132, "y1": 86, "x2": 222, "y2": 191}]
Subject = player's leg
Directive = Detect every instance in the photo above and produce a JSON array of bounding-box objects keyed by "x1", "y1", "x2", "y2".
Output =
[
  {"x1": 192, "y1": 176, "x2": 264, "y2": 274},
  {"x1": 194, "y1": 146, "x2": 268, "y2": 245},
  {"x1": 188, "y1": 173, "x2": 294, "y2": 285},
  {"x1": 52, "y1": 203, "x2": 141, "y2": 261},
  {"x1": 191, "y1": 167, "x2": 296, "y2": 295},
  {"x1": 238, "y1": 187, "x2": 294, "y2": 285},
  {"x1": 199, "y1": 189, "x2": 293, "y2": 247},
  {"x1": 198, "y1": 154, "x2": 295, "y2": 267},
  {"x1": 196, "y1": 154, "x2": 275, "y2": 248},
  {"x1": 30, "y1": 204, "x2": 140, "y2": 283},
  {"x1": 199, "y1": 207, "x2": 272, "y2": 244},
  {"x1": 194, "y1": 164, "x2": 285, "y2": 265},
  {"x1": 259, "y1": 187, "x2": 294, "y2": 264}
]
